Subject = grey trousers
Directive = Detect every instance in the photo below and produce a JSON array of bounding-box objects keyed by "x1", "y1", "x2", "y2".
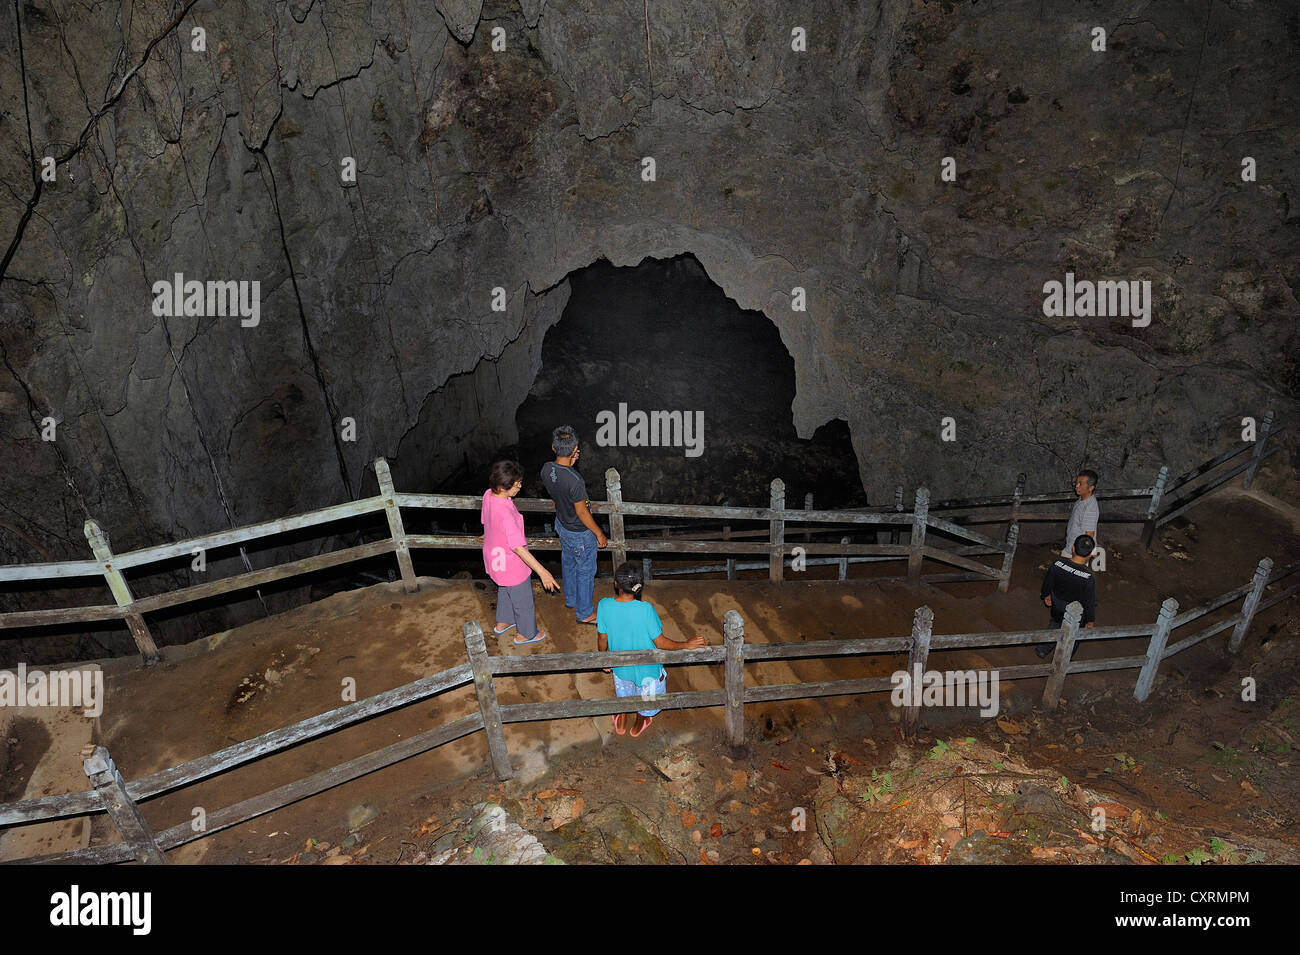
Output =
[{"x1": 497, "y1": 580, "x2": 538, "y2": 639}]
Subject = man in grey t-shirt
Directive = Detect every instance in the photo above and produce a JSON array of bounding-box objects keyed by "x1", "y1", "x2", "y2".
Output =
[{"x1": 1062, "y1": 469, "x2": 1100, "y2": 558}]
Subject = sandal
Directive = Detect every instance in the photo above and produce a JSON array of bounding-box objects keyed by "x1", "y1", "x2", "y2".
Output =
[
  {"x1": 612, "y1": 713, "x2": 627, "y2": 735},
  {"x1": 513, "y1": 630, "x2": 546, "y2": 646},
  {"x1": 493, "y1": 623, "x2": 515, "y2": 635},
  {"x1": 577, "y1": 615, "x2": 597, "y2": 626},
  {"x1": 630, "y1": 715, "x2": 653, "y2": 738}
]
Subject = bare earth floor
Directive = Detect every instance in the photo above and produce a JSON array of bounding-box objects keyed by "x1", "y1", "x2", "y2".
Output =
[{"x1": 2, "y1": 488, "x2": 1297, "y2": 864}]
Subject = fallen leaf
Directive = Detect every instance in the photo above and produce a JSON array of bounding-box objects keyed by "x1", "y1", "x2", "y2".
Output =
[
  {"x1": 680, "y1": 810, "x2": 696, "y2": 828},
  {"x1": 710, "y1": 822, "x2": 723, "y2": 838},
  {"x1": 770, "y1": 760, "x2": 790, "y2": 771},
  {"x1": 535, "y1": 789, "x2": 558, "y2": 800}
]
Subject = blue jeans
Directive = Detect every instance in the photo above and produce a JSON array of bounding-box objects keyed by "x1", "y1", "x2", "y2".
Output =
[{"x1": 555, "y1": 522, "x2": 598, "y2": 620}]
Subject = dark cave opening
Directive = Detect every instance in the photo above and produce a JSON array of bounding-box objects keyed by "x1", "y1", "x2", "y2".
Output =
[{"x1": 510, "y1": 253, "x2": 869, "y2": 510}]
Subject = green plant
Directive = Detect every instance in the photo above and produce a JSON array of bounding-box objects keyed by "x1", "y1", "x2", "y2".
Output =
[
  {"x1": 1110, "y1": 753, "x2": 1137, "y2": 773},
  {"x1": 859, "y1": 771, "x2": 895, "y2": 804},
  {"x1": 927, "y1": 739, "x2": 950, "y2": 760}
]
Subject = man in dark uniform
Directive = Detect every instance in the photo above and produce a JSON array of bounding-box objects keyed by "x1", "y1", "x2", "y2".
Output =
[{"x1": 1035, "y1": 534, "x2": 1098, "y2": 659}]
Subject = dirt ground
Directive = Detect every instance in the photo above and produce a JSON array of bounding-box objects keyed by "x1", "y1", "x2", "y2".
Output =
[{"x1": 2, "y1": 487, "x2": 1297, "y2": 864}]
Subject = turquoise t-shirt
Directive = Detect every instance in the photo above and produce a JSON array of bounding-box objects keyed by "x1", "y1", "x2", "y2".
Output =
[{"x1": 596, "y1": 597, "x2": 663, "y2": 686}]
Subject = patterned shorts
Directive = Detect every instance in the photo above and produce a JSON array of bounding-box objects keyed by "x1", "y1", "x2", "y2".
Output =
[{"x1": 612, "y1": 669, "x2": 667, "y2": 717}]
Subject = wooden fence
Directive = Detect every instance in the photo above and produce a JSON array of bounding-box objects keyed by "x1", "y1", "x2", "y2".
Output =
[
  {"x1": 2, "y1": 552, "x2": 1295, "y2": 865},
  {"x1": 1, "y1": 461, "x2": 1021, "y2": 665},
  {"x1": 637, "y1": 410, "x2": 1287, "y2": 569}
]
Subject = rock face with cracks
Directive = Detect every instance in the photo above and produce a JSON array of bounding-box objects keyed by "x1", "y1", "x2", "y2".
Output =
[{"x1": 1, "y1": 1, "x2": 1296, "y2": 656}]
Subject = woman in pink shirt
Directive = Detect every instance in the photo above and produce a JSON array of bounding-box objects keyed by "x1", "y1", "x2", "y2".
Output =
[{"x1": 482, "y1": 460, "x2": 559, "y2": 645}]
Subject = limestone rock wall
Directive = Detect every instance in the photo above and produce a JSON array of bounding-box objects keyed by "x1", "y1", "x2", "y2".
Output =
[{"x1": 1, "y1": 0, "x2": 1295, "y2": 607}]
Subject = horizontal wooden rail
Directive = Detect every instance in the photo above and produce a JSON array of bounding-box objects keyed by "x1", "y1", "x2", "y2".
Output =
[
  {"x1": 923, "y1": 515, "x2": 1006, "y2": 550},
  {"x1": 1063, "y1": 654, "x2": 1148, "y2": 674},
  {"x1": 131, "y1": 540, "x2": 397, "y2": 614},
  {"x1": 28, "y1": 713, "x2": 487, "y2": 865},
  {"x1": 111, "y1": 497, "x2": 390, "y2": 570},
  {"x1": 1164, "y1": 442, "x2": 1252, "y2": 496},
  {"x1": 0, "y1": 604, "x2": 124, "y2": 629},
  {"x1": 0, "y1": 663, "x2": 474, "y2": 827},
  {"x1": 490, "y1": 646, "x2": 724, "y2": 675},
  {"x1": 0, "y1": 559, "x2": 107, "y2": 582},
  {"x1": 1163, "y1": 614, "x2": 1241, "y2": 659},
  {"x1": 921, "y1": 546, "x2": 1000, "y2": 577},
  {"x1": 499, "y1": 690, "x2": 727, "y2": 723}
]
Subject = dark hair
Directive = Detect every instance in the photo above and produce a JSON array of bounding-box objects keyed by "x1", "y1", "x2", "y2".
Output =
[
  {"x1": 552, "y1": 425, "x2": 579, "y2": 457},
  {"x1": 1072, "y1": 534, "x2": 1096, "y2": 558},
  {"x1": 1078, "y1": 469, "x2": 1099, "y2": 490},
  {"x1": 488, "y1": 459, "x2": 524, "y2": 491},
  {"x1": 613, "y1": 562, "x2": 644, "y2": 598}
]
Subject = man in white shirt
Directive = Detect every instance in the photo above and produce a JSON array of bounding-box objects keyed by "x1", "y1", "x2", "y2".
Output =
[{"x1": 1062, "y1": 469, "x2": 1099, "y2": 559}]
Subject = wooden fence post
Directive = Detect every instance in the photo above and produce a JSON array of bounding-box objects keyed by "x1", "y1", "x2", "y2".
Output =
[
  {"x1": 605, "y1": 468, "x2": 627, "y2": 572},
  {"x1": 769, "y1": 478, "x2": 786, "y2": 583},
  {"x1": 83, "y1": 746, "x2": 167, "y2": 864},
  {"x1": 374, "y1": 458, "x2": 418, "y2": 593},
  {"x1": 1134, "y1": 598, "x2": 1179, "y2": 703},
  {"x1": 838, "y1": 536, "x2": 850, "y2": 581},
  {"x1": 1243, "y1": 410, "x2": 1274, "y2": 490},
  {"x1": 1009, "y1": 473, "x2": 1026, "y2": 538},
  {"x1": 998, "y1": 521, "x2": 1019, "y2": 594},
  {"x1": 463, "y1": 621, "x2": 513, "y2": 780},
  {"x1": 724, "y1": 524, "x2": 735, "y2": 580},
  {"x1": 1041, "y1": 601, "x2": 1082, "y2": 710},
  {"x1": 642, "y1": 556, "x2": 653, "y2": 583},
  {"x1": 907, "y1": 488, "x2": 929, "y2": 583},
  {"x1": 84, "y1": 520, "x2": 160, "y2": 666},
  {"x1": 890, "y1": 485, "x2": 904, "y2": 544},
  {"x1": 1229, "y1": 557, "x2": 1273, "y2": 653},
  {"x1": 804, "y1": 492, "x2": 814, "y2": 543},
  {"x1": 1141, "y1": 465, "x2": 1168, "y2": 550},
  {"x1": 723, "y1": 610, "x2": 746, "y2": 752},
  {"x1": 902, "y1": 605, "x2": 934, "y2": 737}
]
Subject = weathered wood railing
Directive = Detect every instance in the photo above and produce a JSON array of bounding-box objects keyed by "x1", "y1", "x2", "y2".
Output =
[
  {"x1": 2, "y1": 553, "x2": 1294, "y2": 865},
  {"x1": 0, "y1": 462, "x2": 1015, "y2": 663},
  {"x1": 599, "y1": 412, "x2": 1287, "y2": 570},
  {"x1": 0, "y1": 413, "x2": 1285, "y2": 663}
]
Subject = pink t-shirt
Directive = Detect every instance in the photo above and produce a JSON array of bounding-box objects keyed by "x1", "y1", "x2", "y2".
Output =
[{"x1": 481, "y1": 491, "x2": 531, "y2": 586}]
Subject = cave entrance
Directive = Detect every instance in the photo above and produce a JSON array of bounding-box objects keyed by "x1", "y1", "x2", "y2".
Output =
[{"x1": 512, "y1": 253, "x2": 867, "y2": 510}]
